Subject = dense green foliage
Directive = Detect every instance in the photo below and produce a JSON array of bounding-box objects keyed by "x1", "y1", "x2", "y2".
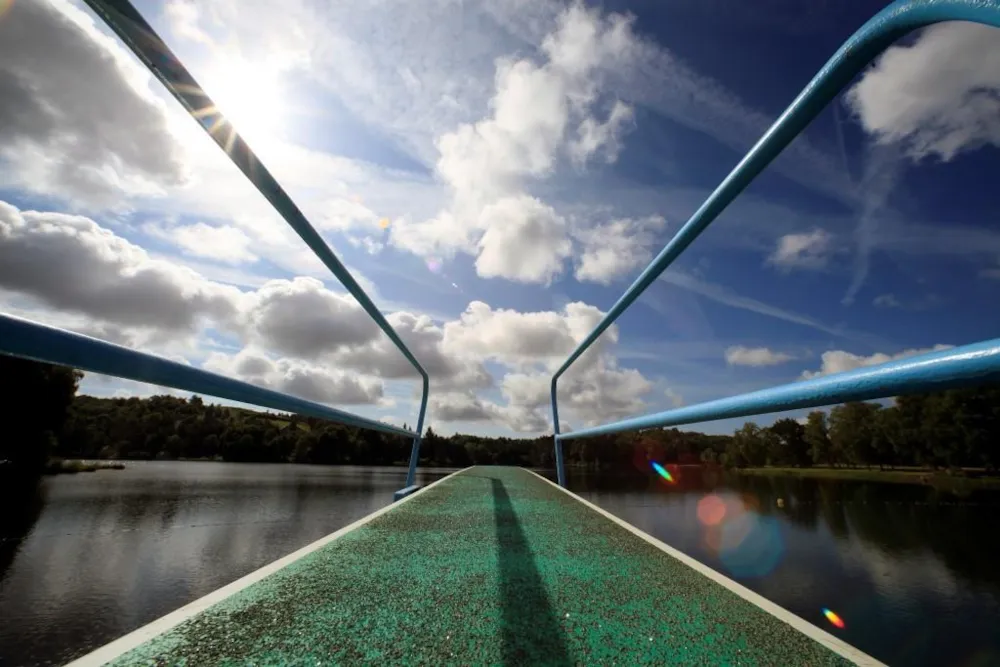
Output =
[
  {"x1": 727, "y1": 390, "x2": 1000, "y2": 471},
  {"x1": 0, "y1": 355, "x2": 81, "y2": 478},
  {"x1": 3, "y1": 356, "x2": 999, "y2": 472},
  {"x1": 53, "y1": 390, "x2": 735, "y2": 469}
]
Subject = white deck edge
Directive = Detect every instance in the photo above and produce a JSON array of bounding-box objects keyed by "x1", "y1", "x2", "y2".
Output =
[
  {"x1": 66, "y1": 468, "x2": 471, "y2": 667},
  {"x1": 527, "y1": 469, "x2": 886, "y2": 667}
]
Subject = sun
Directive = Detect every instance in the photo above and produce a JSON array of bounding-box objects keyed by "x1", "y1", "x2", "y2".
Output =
[{"x1": 199, "y1": 55, "x2": 285, "y2": 149}]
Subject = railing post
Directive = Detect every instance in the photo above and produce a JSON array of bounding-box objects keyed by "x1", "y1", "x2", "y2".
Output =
[
  {"x1": 404, "y1": 372, "x2": 430, "y2": 489},
  {"x1": 551, "y1": 376, "x2": 566, "y2": 487}
]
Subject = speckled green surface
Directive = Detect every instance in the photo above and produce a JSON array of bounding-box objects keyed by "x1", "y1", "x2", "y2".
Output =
[{"x1": 108, "y1": 467, "x2": 855, "y2": 666}]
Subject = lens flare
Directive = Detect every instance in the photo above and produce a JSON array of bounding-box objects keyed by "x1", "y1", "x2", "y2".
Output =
[
  {"x1": 0, "y1": 0, "x2": 13, "y2": 20},
  {"x1": 822, "y1": 608, "x2": 845, "y2": 629},
  {"x1": 651, "y1": 461, "x2": 673, "y2": 482},
  {"x1": 697, "y1": 495, "x2": 727, "y2": 526},
  {"x1": 379, "y1": 218, "x2": 390, "y2": 229},
  {"x1": 426, "y1": 258, "x2": 442, "y2": 273}
]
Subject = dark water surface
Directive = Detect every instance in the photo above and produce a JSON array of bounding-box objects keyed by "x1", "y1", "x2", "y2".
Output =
[
  {"x1": 1, "y1": 463, "x2": 999, "y2": 666},
  {"x1": 566, "y1": 467, "x2": 1000, "y2": 667},
  {"x1": 0, "y1": 463, "x2": 454, "y2": 666}
]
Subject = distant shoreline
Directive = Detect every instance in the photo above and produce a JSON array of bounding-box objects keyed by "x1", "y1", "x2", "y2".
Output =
[
  {"x1": 735, "y1": 466, "x2": 1000, "y2": 489},
  {"x1": 43, "y1": 459, "x2": 126, "y2": 475}
]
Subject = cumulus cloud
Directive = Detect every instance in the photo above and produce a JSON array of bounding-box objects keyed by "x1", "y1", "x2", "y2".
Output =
[
  {"x1": 430, "y1": 392, "x2": 496, "y2": 423},
  {"x1": 242, "y1": 278, "x2": 381, "y2": 357},
  {"x1": 474, "y1": 196, "x2": 571, "y2": 284},
  {"x1": 846, "y1": 22, "x2": 1000, "y2": 162},
  {"x1": 146, "y1": 222, "x2": 259, "y2": 264},
  {"x1": 0, "y1": 0, "x2": 188, "y2": 207},
  {"x1": 801, "y1": 344, "x2": 953, "y2": 379},
  {"x1": 205, "y1": 349, "x2": 385, "y2": 405},
  {"x1": 767, "y1": 229, "x2": 832, "y2": 271},
  {"x1": 568, "y1": 100, "x2": 634, "y2": 167},
  {"x1": 442, "y1": 300, "x2": 611, "y2": 370},
  {"x1": 435, "y1": 5, "x2": 636, "y2": 201},
  {"x1": 390, "y1": 3, "x2": 639, "y2": 283},
  {"x1": 429, "y1": 392, "x2": 551, "y2": 432},
  {"x1": 327, "y1": 311, "x2": 493, "y2": 391},
  {"x1": 0, "y1": 201, "x2": 241, "y2": 332},
  {"x1": 502, "y1": 356, "x2": 652, "y2": 428},
  {"x1": 0, "y1": 202, "x2": 651, "y2": 432},
  {"x1": 725, "y1": 346, "x2": 794, "y2": 367},
  {"x1": 574, "y1": 215, "x2": 666, "y2": 284}
]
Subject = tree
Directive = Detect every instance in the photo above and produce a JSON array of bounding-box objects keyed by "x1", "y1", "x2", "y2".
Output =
[
  {"x1": 0, "y1": 355, "x2": 81, "y2": 477},
  {"x1": 829, "y1": 402, "x2": 881, "y2": 468},
  {"x1": 949, "y1": 386, "x2": 1000, "y2": 471},
  {"x1": 804, "y1": 411, "x2": 832, "y2": 466},
  {"x1": 728, "y1": 422, "x2": 766, "y2": 467},
  {"x1": 768, "y1": 418, "x2": 810, "y2": 467}
]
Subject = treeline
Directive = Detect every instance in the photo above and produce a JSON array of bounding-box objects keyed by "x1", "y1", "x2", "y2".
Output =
[
  {"x1": 723, "y1": 389, "x2": 1000, "y2": 471},
  {"x1": 55, "y1": 393, "x2": 731, "y2": 470},
  {"x1": 2, "y1": 355, "x2": 999, "y2": 476}
]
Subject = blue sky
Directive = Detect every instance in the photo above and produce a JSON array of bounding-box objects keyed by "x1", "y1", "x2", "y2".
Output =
[{"x1": 1, "y1": 0, "x2": 999, "y2": 437}]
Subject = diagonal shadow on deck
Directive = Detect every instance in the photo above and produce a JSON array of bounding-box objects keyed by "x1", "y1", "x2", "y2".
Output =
[{"x1": 491, "y1": 477, "x2": 571, "y2": 666}]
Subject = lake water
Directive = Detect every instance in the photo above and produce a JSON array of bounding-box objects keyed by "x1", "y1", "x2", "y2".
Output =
[
  {"x1": 1, "y1": 463, "x2": 998, "y2": 666},
  {"x1": 566, "y1": 467, "x2": 1000, "y2": 667}
]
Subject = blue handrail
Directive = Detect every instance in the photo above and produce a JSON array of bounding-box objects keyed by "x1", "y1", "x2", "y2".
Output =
[
  {"x1": 558, "y1": 339, "x2": 1000, "y2": 441},
  {"x1": 0, "y1": 0, "x2": 430, "y2": 492},
  {"x1": 0, "y1": 314, "x2": 415, "y2": 439},
  {"x1": 549, "y1": 0, "x2": 1000, "y2": 486}
]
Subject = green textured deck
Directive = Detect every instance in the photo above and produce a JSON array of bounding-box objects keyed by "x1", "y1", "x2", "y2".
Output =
[{"x1": 88, "y1": 467, "x2": 872, "y2": 666}]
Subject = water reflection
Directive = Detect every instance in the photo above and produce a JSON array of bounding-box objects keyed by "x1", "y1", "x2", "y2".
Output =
[
  {"x1": 566, "y1": 466, "x2": 1000, "y2": 667},
  {"x1": 0, "y1": 462, "x2": 453, "y2": 666}
]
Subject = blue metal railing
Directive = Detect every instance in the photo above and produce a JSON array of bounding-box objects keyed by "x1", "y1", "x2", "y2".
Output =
[
  {"x1": 549, "y1": 0, "x2": 1000, "y2": 486},
  {"x1": 0, "y1": 0, "x2": 429, "y2": 496}
]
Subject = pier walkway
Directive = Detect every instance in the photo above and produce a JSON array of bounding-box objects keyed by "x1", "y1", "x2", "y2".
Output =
[{"x1": 73, "y1": 467, "x2": 879, "y2": 666}]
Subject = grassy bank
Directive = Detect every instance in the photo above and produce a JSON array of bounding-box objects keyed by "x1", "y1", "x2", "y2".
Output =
[
  {"x1": 43, "y1": 459, "x2": 126, "y2": 475},
  {"x1": 736, "y1": 466, "x2": 1000, "y2": 489}
]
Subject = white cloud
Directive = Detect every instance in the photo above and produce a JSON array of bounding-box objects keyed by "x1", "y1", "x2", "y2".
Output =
[
  {"x1": 429, "y1": 392, "x2": 551, "y2": 432},
  {"x1": 315, "y1": 198, "x2": 381, "y2": 231},
  {"x1": 390, "y1": 3, "x2": 639, "y2": 283},
  {"x1": 568, "y1": 100, "x2": 634, "y2": 167},
  {"x1": 0, "y1": 199, "x2": 651, "y2": 433},
  {"x1": 0, "y1": 201, "x2": 241, "y2": 332},
  {"x1": 474, "y1": 196, "x2": 571, "y2": 284},
  {"x1": 326, "y1": 310, "x2": 493, "y2": 392},
  {"x1": 147, "y1": 222, "x2": 258, "y2": 264},
  {"x1": 725, "y1": 346, "x2": 794, "y2": 367},
  {"x1": 429, "y1": 392, "x2": 496, "y2": 423},
  {"x1": 442, "y1": 300, "x2": 611, "y2": 370},
  {"x1": 0, "y1": 0, "x2": 188, "y2": 207},
  {"x1": 801, "y1": 344, "x2": 953, "y2": 379},
  {"x1": 386, "y1": 210, "x2": 474, "y2": 259},
  {"x1": 205, "y1": 349, "x2": 384, "y2": 405},
  {"x1": 767, "y1": 229, "x2": 832, "y2": 271},
  {"x1": 847, "y1": 22, "x2": 1000, "y2": 161},
  {"x1": 242, "y1": 277, "x2": 381, "y2": 357},
  {"x1": 574, "y1": 215, "x2": 665, "y2": 284},
  {"x1": 434, "y1": 3, "x2": 636, "y2": 202},
  {"x1": 502, "y1": 356, "x2": 652, "y2": 428},
  {"x1": 163, "y1": 0, "x2": 214, "y2": 46}
]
